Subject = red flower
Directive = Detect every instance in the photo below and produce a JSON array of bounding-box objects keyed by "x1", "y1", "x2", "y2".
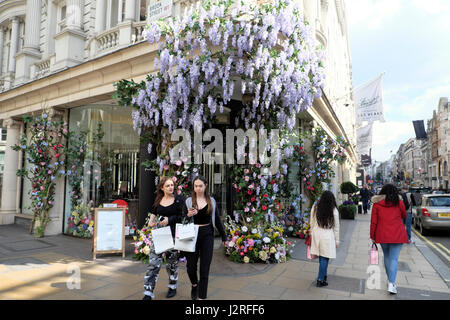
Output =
[
  {"x1": 55, "y1": 154, "x2": 60, "y2": 158},
  {"x1": 236, "y1": 188, "x2": 240, "y2": 193},
  {"x1": 251, "y1": 197, "x2": 255, "y2": 202},
  {"x1": 58, "y1": 144, "x2": 62, "y2": 148},
  {"x1": 52, "y1": 146, "x2": 56, "y2": 151},
  {"x1": 271, "y1": 180, "x2": 276, "y2": 184},
  {"x1": 248, "y1": 190, "x2": 253, "y2": 195},
  {"x1": 264, "y1": 193, "x2": 268, "y2": 198},
  {"x1": 184, "y1": 184, "x2": 188, "y2": 189},
  {"x1": 262, "y1": 205, "x2": 268, "y2": 211}
]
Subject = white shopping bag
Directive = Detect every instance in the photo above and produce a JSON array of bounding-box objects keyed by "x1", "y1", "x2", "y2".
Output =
[
  {"x1": 151, "y1": 226, "x2": 174, "y2": 254},
  {"x1": 174, "y1": 224, "x2": 199, "y2": 252},
  {"x1": 175, "y1": 223, "x2": 196, "y2": 240}
]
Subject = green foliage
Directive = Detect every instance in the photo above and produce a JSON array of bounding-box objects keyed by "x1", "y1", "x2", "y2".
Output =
[
  {"x1": 11, "y1": 112, "x2": 70, "y2": 237},
  {"x1": 340, "y1": 181, "x2": 359, "y2": 195},
  {"x1": 338, "y1": 204, "x2": 356, "y2": 220}
]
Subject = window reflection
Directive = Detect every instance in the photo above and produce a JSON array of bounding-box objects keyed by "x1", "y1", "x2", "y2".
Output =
[{"x1": 64, "y1": 104, "x2": 140, "y2": 233}]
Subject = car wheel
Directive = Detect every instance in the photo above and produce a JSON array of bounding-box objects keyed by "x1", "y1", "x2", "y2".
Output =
[{"x1": 419, "y1": 219, "x2": 429, "y2": 236}]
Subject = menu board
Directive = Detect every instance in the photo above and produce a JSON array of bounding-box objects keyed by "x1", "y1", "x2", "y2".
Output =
[{"x1": 93, "y1": 208, "x2": 126, "y2": 259}]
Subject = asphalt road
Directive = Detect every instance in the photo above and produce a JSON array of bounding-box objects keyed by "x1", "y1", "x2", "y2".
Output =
[{"x1": 412, "y1": 226, "x2": 450, "y2": 269}]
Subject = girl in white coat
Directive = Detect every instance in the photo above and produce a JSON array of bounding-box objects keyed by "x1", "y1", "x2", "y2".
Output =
[{"x1": 310, "y1": 191, "x2": 340, "y2": 287}]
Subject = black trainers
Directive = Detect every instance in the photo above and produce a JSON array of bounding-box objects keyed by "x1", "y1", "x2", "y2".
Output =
[
  {"x1": 191, "y1": 285, "x2": 198, "y2": 300},
  {"x1": 142, "y1": 295, "x2": 152, "y2": 300},
  {"x1": 316, "y1": 280, "x2": 328, "y2": 287},
  {"x1": 166, "y1": 288, "x2": 177, "y2": 298}
]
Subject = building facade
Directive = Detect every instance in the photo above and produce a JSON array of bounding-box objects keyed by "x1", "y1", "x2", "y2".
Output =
[{"x1": 0, "y1": 0, "x2": 357, "y2": 235}]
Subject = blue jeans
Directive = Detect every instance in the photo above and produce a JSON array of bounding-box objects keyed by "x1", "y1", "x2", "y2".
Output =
[
  {"x1": 380, "y1": 244, "x2": 403, "y2": 283},
  {"x1": 403, "y1": 213, "x2": 412, "y2": 241},
  {"x1": 318, "y1": 256, "x2": 329, "y2": 281}
]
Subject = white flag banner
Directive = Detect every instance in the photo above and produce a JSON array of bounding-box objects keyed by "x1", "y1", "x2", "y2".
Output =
[
  {"x1": 355, "y1": 75, "x2": 385, "y2": 124},
  {"x1": 357, "y1": 124, "x2": 373, "y2": 157}
]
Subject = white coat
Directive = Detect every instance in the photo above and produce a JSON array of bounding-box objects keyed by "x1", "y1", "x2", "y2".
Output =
[{"x1": 310, "y1": 204, "x2": 340, "y2": 259}]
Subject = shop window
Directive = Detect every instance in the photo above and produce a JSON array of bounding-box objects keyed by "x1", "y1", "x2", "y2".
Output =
[
  {"x1": 63, "y1": 103, "x2": 140, "y2": 233},
  {"x1": 1, "y1": 128, "x2": 6, "y2": 141},
  {"x1": 140, "y1": 0, "x2": 147, "y2": 21}
]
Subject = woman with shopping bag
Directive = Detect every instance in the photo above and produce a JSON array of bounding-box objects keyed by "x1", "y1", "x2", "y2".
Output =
[
  {"x1": 370, "y1": 184, "x2": 408, "y2": 295},
  {"x1": 184, "y1": 176, "x2": 227, "y2": 300},
  {"x1": 310, "y1": 191, "x2": 340, "y2": 288},
  {"x1": 142, "y1": 176, "x2": 185, "y2": 301}
]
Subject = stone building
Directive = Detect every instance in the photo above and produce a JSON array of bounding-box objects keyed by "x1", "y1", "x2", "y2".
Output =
[{"x1": 0, "y1": 0, "x2": 357, "y2": 235}]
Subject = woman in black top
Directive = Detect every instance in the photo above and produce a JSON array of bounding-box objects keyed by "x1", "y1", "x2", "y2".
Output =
[
  {"x1": 185, "y1": 176, "x2": 227, "y2": 300},
  {"x1": 143, "y1": 176, "x2": 184, "y2": 300}
]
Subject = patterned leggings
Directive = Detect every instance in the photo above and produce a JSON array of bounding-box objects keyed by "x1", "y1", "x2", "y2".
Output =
[{"x1": 143, "y1": 246, "x2": 179, "y2": 298}]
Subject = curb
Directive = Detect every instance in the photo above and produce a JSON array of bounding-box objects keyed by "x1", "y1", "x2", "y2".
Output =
[{"x1": 412, "y1": 230, "x2": 450, "y2": 289}]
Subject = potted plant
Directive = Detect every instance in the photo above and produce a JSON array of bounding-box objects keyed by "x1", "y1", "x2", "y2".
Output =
[{"x1": 339, "y1": 182, "x2": 359, "y2": 220}]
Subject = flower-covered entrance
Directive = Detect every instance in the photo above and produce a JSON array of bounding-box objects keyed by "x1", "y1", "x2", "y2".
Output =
[{"x1": 114, "y1": 0, "x2": 345, "y2": 264}]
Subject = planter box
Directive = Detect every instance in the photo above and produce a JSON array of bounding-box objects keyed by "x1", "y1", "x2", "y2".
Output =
[{"x1": 339, "y1": 204, "x2": 356, "y2": 220}]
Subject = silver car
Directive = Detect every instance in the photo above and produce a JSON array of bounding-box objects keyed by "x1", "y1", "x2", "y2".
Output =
[{"x1": 414, "y1": 194, "x2": 450, "y2": 235}]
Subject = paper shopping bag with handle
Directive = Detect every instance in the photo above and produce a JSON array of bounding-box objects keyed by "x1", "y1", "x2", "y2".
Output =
[
  {"x1": 175, "y1": 222, "x2": 196, "y2": 240},
  {"x1": 370, "y1": 243, "x2": 379, "y2": 265},
  {"x1": 174, "y1": 224, "x2": 199, "y2": 252},
  {"x1": 151, "y1": 226, "x2": 174, "y2": 254}
]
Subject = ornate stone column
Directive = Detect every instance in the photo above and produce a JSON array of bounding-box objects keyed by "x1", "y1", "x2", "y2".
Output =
[
  {"x1": 0, "y1": 118, "x2": 22, "y2": 225},
  {"x1": 24, "y1": 0, "x2": 42, "y2": 52},
  {"x1": 66, "y1": 0, "x2": 84, "y2": 31},
  {"x1": 15, "y1": 0, "x2": 42, "y2": 83},
  {"x1": 0, "y1": 27, "x2": 5, "y2": 74},
  {"x1": 95, "y1": 0, "x2": 107, "y2": 33},
  {"x1": 8, "y1": 17, "x2": 20, "y2": 73}
]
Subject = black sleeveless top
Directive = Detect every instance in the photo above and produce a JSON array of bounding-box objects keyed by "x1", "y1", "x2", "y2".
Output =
[
  {"x1": 154, "y1": 194, "x2": 184, "y2": 235},
  {"x1": 193, "y1": 204, "x2": 212, "y2": 225}
]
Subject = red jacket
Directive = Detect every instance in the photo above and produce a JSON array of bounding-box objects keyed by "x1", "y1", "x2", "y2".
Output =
[{"x1": 370, "y1": 195, "x2": 408, "y2": 244}]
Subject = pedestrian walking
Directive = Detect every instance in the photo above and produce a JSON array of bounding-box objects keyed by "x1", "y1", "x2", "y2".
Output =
[
  {"x1": 398, "y1": 187, "x2": 413, "y2": 244},
  {"x1": 142, "y1": 176, "x2": 185, "y2": 300},
  {"x1": 359, "y1": 184, "x2": 371, "y2": 214},
  {"x1": 310, "y1": 191, "x2": 340, "y2": 287},
  {"x1": 370, "y1": 184, "x2": 409, "y2": 295},
  {"x1": 184, "y1": 176, "x2": 227, "y2": 300}
]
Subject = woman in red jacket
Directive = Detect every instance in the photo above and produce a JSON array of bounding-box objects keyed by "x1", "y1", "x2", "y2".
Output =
[{"x1": 370, "y1": 184, "x2": 408, "y2": 295}]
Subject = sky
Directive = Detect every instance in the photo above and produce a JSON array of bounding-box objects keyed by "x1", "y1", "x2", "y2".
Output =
[{"x1": 345, "y1": 0, "x2": 450, "y2": 162}]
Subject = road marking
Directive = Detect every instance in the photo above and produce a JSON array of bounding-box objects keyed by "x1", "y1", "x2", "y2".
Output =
[
  {"x1": 413, "y1": 230, "x2": 450, "y2": 262},
  {"x1": 436, "y1": 243, "x2": 450, "y2": 255}
]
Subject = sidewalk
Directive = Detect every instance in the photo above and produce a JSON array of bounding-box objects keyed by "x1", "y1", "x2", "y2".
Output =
[{"x1": 0, "y1": 212, "x2": 449, "y2": 300}]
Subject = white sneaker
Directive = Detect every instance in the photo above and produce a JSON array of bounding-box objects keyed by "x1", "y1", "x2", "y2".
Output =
[{"x1": 388, "y1": 282, "x2": 397, "y2": 294}]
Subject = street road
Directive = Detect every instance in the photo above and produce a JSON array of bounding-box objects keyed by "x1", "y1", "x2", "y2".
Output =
[{"x1": 413, "y1": 226, "x2": 450, "y2": 269}]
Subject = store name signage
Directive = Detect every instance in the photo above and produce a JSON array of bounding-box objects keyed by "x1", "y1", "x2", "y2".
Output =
[{"x1": 148, "y1": 0, "x2": 173, "y2": 23}]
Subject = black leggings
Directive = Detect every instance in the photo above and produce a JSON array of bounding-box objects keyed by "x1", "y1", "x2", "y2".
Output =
[{"x1": 186, "y1": 224, "x2": 214, "y2": 299}]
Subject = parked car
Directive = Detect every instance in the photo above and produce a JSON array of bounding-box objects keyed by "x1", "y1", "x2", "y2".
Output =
[{"x1": 413, "y1": 194, "x2": 450, "y2": 235}]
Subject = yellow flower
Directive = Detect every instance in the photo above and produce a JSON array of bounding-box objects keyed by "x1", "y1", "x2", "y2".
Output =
[
  {"x1": 236, "y1": 237, "x2": 243, "y2": 246},
  {"x1": 273, "y1": 232, "x2": 279, "y2": 238},
  {"x1": 243, "y1": 256, "x2": 250, "y2": 263},
  {"x1": 270, "y1": 247, "x2": 277, "y2": 254},
  {"x1": 143, "y1": 246, "x2": 150, "y2": 255},
  {"x1": 139, "y1": 236, "x2": 143, "y2": 241},
  {"x1": 89, "y1": 221, "x2": 94, "y2": 227},
  {"x1": 259, "y1": 251, "x2": 268, "y2": 261},
  {"x1": 133, "y1": 236, "x2": 137, "y2": 241}
]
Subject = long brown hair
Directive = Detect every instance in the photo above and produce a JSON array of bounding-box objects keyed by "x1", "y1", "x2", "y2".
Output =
[
  {"x1": 316, "y1": 191, "x2": 337, "y2": 229},
  {"x1": 192, "y1": 176, "x2": 213, "y2": 215},
  {"x1": 153, "y1": 176, "x2": 176, "y2": 209}
]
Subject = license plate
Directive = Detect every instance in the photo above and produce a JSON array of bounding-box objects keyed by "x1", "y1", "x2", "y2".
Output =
[{"x1": 438, "y1": 213, "x2": 450, "y2": 217}]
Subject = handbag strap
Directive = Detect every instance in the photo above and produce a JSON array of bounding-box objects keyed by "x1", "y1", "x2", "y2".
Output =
[{"x1": 371, "y1": 243, "x2": 378, "y2": 250}]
